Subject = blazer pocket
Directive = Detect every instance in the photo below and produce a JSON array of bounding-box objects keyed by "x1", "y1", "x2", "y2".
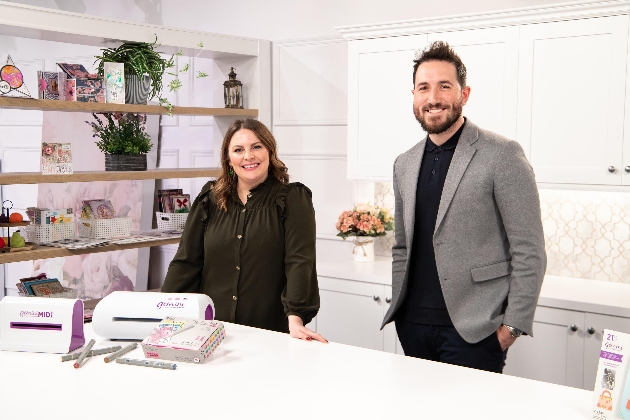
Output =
[{"x1": 471, "y1": 260, "x2": 512, "y2": 282}]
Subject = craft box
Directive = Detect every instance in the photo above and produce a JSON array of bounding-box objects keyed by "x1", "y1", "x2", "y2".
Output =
[
  {"x1": 28, "y1": 208, "x2": 73, "y2": 225},
  {"x1": 0, "y1": 296, "x2": 84, "y2": 354},
  {"x1": 142, "y1": 317, "x2": 226, "y2": 364},
  {"x1": 75, "y1": 78, "x2": 105, "y2": 103}
]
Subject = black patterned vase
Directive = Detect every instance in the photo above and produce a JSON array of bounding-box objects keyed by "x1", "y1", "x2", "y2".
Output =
[
  {"x1": 124, "y1": 74, "x2": 151, "y2": 104},
  {"x1": 104, "y1": 154, "x2": 147, "y2": 171}
]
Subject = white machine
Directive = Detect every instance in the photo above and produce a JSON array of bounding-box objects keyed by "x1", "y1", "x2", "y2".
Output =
[
  {"x1": 92, "y1": 291, "x2": 215, "y2": 340},
  {"x1": 0, "y1": 296, "x2": 85, "y2": 353}
]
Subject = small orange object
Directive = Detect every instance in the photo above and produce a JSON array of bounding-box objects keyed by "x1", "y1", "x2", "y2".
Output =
[{"x1": 8, "y1": 213, "x2": 23, "y2": 223}]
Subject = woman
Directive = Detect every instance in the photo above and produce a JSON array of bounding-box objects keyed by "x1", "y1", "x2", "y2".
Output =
[{"x1": 162, "y1": 119, "x2": 326, "y2": 343}]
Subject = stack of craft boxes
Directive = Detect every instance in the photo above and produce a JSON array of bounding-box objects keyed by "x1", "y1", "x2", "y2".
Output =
[{"x1": 56, "y1": 63, "x2": 105, "y2": 103}]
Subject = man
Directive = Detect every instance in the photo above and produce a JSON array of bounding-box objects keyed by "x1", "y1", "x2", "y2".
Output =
[{"x1": 381, "y1": 41, "x2": 546, "y2": 373}]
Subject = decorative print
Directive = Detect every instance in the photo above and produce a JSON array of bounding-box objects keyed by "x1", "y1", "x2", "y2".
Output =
[
  {"x1": 37, "y1": 71, "x2": 61, "y2": 100},
  {"x1": 41, "y1": 142, "x2": 73, "y2": 175},
  {"x1": 375, "y1": 184, "x2": 630, "y2": 283},
  {"x1": 0, "y1": 55, "x2": 32, "y2": 98},
  {"x1": 104, "y1": 62, "x2": 124, "y2": 104}
]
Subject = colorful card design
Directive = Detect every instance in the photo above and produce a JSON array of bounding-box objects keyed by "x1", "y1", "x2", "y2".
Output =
[
  {"x1": 86, "y1": 199, "x2": 116, "y2": 219},
  {"x1": 76, "y1": 78, "x2": 105, "y2": 103},
  {"x1": 104, "y1": 62, "x2": 124, "y2": 104},
  {"x1": 22, "y1": 278, "x2": 61, "y2": 295},
  {"x1": 41, "y1": 142, "x2": 73, "y2": 175},
  {"x1": 0, "y1": 55, "x2": 32, "y2": 98},
  {"x1": 37, "y1": 71, "x2": 61, "y2": 100},
  {"x1": 157, "y1": 189, "x2": 183, "y2": 213},
  {"x1": 57, "y1": 63, "x2": 91, "y2": 79},
  {"x1": 31, "y1": 280, "x2": 65, "y2": 296},
  {"x1": 172, "y1": 195, "x2": 190, "y2": 213},
  {"x1": 64, "y1": 78, "x2": 76, "y2": 101}
]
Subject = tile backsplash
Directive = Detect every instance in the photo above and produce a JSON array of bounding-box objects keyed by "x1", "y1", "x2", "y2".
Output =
[{"x1": 373, "y1": 183, "x2": 630, "y2": 284}]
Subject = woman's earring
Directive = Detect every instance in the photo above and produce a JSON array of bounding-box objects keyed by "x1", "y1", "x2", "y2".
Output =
[{"x1": 229, "y1": 167, "x2": 234, "y2": 176}]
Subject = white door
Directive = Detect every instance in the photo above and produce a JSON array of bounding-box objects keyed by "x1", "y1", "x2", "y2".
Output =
[
  {"x1": 317, "y1": 276, "x2": 385, "y2": 350},
  {"x1": 347, "y1": 35, "x2": 427, "y2": 181},
  {"x1": 517, "y1": 16, "x2": 629, "y2": 185},
  {"x1": 504, "y1": 306, "x2": 585, "y2": 389},
  {"x1": 427, "y1": 26, "x2": 519, "y2": 141},
  {"x1": 583, "y1": 313, "x2": 630, "y2": 392}
]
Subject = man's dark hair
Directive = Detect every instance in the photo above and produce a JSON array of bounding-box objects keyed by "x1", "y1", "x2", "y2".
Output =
[{"x1": 412, "y1": 41, "x2": 467, "y2": 89}]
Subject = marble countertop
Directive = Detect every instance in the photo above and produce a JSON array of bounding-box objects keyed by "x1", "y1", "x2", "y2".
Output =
[{"x1": 317, "y1": 257, "x2": 630, "y2": 318}]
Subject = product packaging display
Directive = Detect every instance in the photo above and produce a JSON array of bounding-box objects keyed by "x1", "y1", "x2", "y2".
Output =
[
  {"x1": 92, "y1": 291, "x2": 215, "y2": 340},
  {"x1": 0, "y1": 296, "x2": 84, "y2": 353},
  {"x1": 592, "y1": 329, "x2": 630, "y2": 419},
  {"x1": 142, "y1": 317, "x2": 226, "y2": 364},
  {"x1": 41, "y1": 143, "x2": 73, "y2": 175}
]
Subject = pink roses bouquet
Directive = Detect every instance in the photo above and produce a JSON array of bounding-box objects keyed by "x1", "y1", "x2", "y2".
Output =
[{"x1": 336, "y1": 204, "x2": 394, "y2": 239}]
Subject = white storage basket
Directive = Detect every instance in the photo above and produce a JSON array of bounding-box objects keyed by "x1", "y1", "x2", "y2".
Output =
[
  {"x1": 18, "y1": 287, "x2": 78, "y2": 299},
  {"x1": 156, "y1": 212, "x2": 188, "y2": 230},
  {"x1": 78, "y1": 217, "x2": 131, "y2": 238},
  {"x1": 22, "y1": 222, "x2": 76, "y2": 244}
]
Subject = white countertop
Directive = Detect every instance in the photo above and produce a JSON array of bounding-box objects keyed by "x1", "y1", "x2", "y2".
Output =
[
  {"x1": 0, "y1": 323, "x2": 591, "y2": 419},
  {"x1": 317, "y1": 257, "x2": 630, "y2": 318}
]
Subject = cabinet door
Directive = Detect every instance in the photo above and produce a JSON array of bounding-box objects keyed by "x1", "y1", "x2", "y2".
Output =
[
  {"x1": 317, "y1": 276, "x2": 386, "y2": 351},
  {"x1": 583, "y1": 313, "x2": 630, "y2": 391},
  {"x1": 427, "y1": 26, "x2": 519, "y2": 141},
  {"x1": 382, "y1": 285, "x2": 404, "y2": 355},
  {"x1": 347, "y1": 35, "x2": 427, "y2": 181},
  {"x1": 504, "y1": 306, "x2": 585, "y2": 389},
  {"x1": 517, "y1": 16, "x2": 629, "y2": 185}
]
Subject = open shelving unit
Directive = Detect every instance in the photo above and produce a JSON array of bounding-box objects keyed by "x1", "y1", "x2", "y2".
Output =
[{"x1": 0, "y1": 1, "x2": 271, "y2": 271}]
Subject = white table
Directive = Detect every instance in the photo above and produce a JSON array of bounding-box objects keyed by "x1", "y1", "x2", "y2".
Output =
[{"x1": 0, "y1": 323, "x2": 591, "y2": 419}]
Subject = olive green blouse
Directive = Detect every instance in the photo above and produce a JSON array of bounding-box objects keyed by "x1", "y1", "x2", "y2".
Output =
[{"x1": 161, "y1": 178, "x2": 320, "y2": 333}]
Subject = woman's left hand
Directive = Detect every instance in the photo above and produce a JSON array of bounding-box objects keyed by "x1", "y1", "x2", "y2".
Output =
[{"x1": 288, "y1": 315, "x2": 328, "y2": 343}]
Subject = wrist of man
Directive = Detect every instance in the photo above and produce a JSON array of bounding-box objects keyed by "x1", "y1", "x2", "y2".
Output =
[{"x1": 502, "y1": 324, "x2": 523, "y2": 338}]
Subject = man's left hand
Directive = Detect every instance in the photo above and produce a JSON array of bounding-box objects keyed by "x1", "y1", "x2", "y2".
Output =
[{"x1": 496, "y1": 325, "x2": 517, "y2": 351}]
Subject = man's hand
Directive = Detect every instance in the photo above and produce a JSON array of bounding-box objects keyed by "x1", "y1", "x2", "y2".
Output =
[{"x1": 496, "y1": 325, "x2": 517, "y2": 351}]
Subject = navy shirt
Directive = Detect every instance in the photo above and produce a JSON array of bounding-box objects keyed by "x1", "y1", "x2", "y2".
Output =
[{"x1": 399, "y1": 121, "x2": 466, "y2": 326}]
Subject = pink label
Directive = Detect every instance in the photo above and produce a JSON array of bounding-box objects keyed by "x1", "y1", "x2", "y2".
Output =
[{"x1": 146, "y1": 351, "x2": 160, "y2": 358}]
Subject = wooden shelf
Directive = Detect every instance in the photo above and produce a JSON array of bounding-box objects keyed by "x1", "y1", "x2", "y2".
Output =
[
  {"x1": 0, "y1": 237, "x2": 180, "y2": 264},
  {"x1": 0, "y1": 168, "x2": 221, "y2": 186},
  {"x1": 0, "y1": 222, "x2": 30, "y2": 227},
  {"x1": 0, "y1": 97, "x2": 258, "y2": 117}
]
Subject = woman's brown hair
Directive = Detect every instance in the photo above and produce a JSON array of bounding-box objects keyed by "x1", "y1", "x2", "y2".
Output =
[{"x1": 212, "y1": 119, "x2": 289, "y2": 211}]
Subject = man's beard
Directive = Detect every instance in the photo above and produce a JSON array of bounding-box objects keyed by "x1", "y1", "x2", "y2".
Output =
[{"x1": 414, "y1": 99, "x2": 463, "y2": 135}]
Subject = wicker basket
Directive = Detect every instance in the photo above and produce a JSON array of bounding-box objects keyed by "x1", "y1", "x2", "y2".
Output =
[
  {"x1": 155, "y1": 212, "x2": 188, "y2": 230},
  {"x1": 18, "y1": 287, "x2": 78, "y2": 299},
  {"x1": 22, "y1": 222, "x2": 76, "y2": 244},
  {"x1": 78, "y1": 217, "x2": 131, "y2": 238}
]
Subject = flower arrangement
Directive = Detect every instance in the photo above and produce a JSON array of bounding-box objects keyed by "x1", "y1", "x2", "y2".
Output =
[
  {"x1": 86, "y1": 112, "x2": 153, "y2": 155},
  {"x1": 336, "y1": 204, "x2": 394, "y2": 239}
]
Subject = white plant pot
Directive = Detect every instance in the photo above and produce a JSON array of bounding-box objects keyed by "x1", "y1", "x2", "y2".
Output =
[{"x1": 352, "y1": 237, "x2": 375, "y2": 263}]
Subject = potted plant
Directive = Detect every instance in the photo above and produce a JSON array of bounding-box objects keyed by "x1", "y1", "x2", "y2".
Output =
[
  {"x1": 94, "y1": 37, "x2": 208, "y2": 113},
  {"x1": 86, "y1": 112, "x2": 153, "y2": 171},
  {"x1": 336, "y1": 204, "x2": 394, "y2": 262},
  {"x1": 94, "y1": 36, "x2": 173, "y2": 105}
]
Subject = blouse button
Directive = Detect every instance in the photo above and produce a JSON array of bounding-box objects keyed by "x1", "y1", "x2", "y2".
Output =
[
  {"x1": 233, "y1": 296, "x2": 238, "y2": 301},
  {"x1": 237, "y1": 235, "x2": 242, "y2": 239},
  {"x1": 247, "y1": 193, "x2": 252, "y2": 198},
  {"x1": 242, "y1": 208, "x2": 246, "y2": 213},
  {"x1": 236, "y1": 266, "x2": 240, "y2": 271}
]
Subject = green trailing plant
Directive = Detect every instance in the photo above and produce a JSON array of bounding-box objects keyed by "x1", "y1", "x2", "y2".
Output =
[
  {"x1": 94, "y1": 36, "x2": 172, "y2": 101},
  {"x1": 87, "y1": 112, "x2": 153, "y2": 155},
  {"x1": 95, "y1": 37, "x2": 209, "y2": 116}
]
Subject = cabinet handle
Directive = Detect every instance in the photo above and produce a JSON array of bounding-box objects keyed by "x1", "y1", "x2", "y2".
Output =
[
  {"x1": 385, "y1": 297, "x2": 391, "y2": 304},
  {"x1": 569, "y1": 324, "x2": 578, "y2": 332},
  {"x1": 373, "y1": 295, "x2": 380, "y2": 302},
  {"x1": 608, "y1": 166, "x2": 617, "y2": 173},
  {"x1": 625, "y1": 166, "x2": 630, "y2": 173},
  {"x1": 587, "y1": 327, "x2": 596, "y2": 335}
]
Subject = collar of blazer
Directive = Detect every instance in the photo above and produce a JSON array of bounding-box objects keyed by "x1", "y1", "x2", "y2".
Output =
[{"x1": 400, "y1": 119, "x2": 480, "y2": 247}]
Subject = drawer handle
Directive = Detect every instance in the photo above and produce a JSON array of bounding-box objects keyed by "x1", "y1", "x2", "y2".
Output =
[
  {"x1": 569, "y1": 324, "x2": 578, "y2": 332},
  {"x1": 609, "y1": 166, "x2": 617, "y2": 173},
  {"x1": 587, "y1": 327, "x2": 596, "y2": 335},
  {"x1": 385, "y1": 297, "x2": 391, "y2": 304},
  {"x1": 373, "y1": 295, "x2": 380, "y2": 302}
]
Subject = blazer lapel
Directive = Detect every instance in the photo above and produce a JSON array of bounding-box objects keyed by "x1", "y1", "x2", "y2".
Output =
[
  {"x1": 434, "y1": 122, "x2": 478, "y2": 234},
  {"x1": 403, "y1": 140, "x2": 425, "y2": 250}
]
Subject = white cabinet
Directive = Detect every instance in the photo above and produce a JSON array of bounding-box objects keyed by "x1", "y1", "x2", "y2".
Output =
[
  {"x1": 316, "y1": 276, "x2": 403, "y2": 353},
  {"x1": 517, "y1": 16, "x2": 629, "y2": 185},
  {"x1": 504, "y1": 306, "x2": 630, "y2": 390},
  {"x1": 347, "y1": 35, "x2": 426, "y2": 181},
  {"x1": 346, "y1": 27, "x2": 520, "y2": 181}
]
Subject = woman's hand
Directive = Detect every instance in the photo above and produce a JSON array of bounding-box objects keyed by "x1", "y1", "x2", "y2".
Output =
[{"x1": 288, "y1": 315, "x2": 328, "y2": 343}]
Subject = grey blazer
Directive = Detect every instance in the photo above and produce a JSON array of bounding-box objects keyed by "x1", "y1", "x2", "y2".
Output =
[{"x1": 381, "y1": 120, "x2": 546, "y2": 344}]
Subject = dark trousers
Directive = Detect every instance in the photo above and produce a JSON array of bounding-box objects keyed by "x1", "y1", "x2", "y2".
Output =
[{"x1": 395, "y1": 320, "x2": 508, "y2": 373}]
